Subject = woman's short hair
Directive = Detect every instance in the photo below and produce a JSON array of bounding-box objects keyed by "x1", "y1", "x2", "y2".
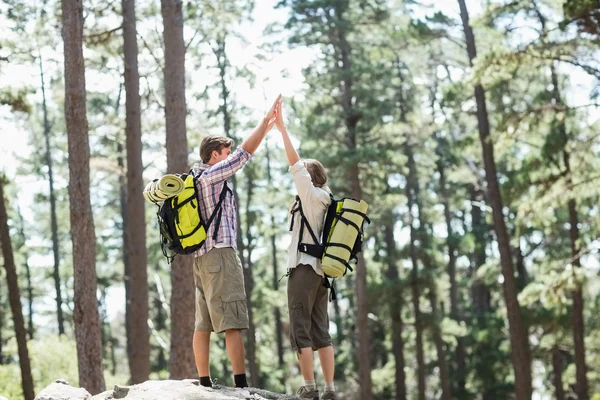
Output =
[{"x1": 303, "y1": 159, "x2": 328, "y2": 187}]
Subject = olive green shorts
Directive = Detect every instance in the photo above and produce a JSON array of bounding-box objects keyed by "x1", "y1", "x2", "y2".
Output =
[
  {"x1": 287, "y1": 264, "x2": 332, "y2": 352},
  {"x1": 193, "y1": 247, "x2": 249, "y2": 333}
]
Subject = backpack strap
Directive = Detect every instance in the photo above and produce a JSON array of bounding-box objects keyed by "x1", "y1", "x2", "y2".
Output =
[
  {"x1": 205, "y1": 181, "x2": 232, "y2": 240},
  {"x1": 290, "y1": 199, "x2": 324, "y2": 258}
]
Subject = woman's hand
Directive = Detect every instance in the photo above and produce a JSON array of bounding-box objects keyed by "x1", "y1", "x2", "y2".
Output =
[
  {"x1": 264, "y1": 94, "x2": 282, "y2": 130},
  {"x1": 275, "y1": 98, "x2": 287, "y2": 133}
]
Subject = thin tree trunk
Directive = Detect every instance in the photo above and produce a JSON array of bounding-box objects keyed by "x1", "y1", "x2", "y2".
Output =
[
  {"x1": 470, "y1": 187, "x2": 490, "y2": 316},
  {"x1": 457, "y1": 1, "x2": 532, "y2": 397},
  {"x1": 405, "y1": 143, "x2": 426, "y2": 400},
  {"x1": 437, "y1": 153, "x2": 467, "y2": 397},
  {"x1": 266, "y1": 143, "x2": 285, "y2": 375},
  {"x1": 552, "y1": 345, "x2": 565, "y2": 400},
  {"x1": 61, "y1": 0, "x2": 105, "y2": 393},
  {"x1": 243, "y1": 167, "x2": 260, "y2": 387},
  {"x1": 39, "y1": 52, "x2": 64, "y2": 337},
  {"x1": 335, "y1": 15, "x2": 372, "y2": 397},
  {"x1": 408, "y1": 144, "x2": 452, "y2": 400},
  {"x1": 15, "y1": 207, "x2": 34, "y2": 340},
  {"x1": 161, "y1": 0, "x2": 196, "y2": 379},
  {"x1": 123, "y1": 0, "x2": 150, "y2": 383},
  {"x1": 0, "y1": 179, "x2": 35, "y2": 400},
  {"x1": 549, "y1": 64, "x2": 589, "y2": 400},
  {"x1": 383, "y1": 215, "x2": 406, "y2": 400},
  {"x1": 0, "y1": 283, "x2": 4, "y2": 365},
  {"x1": 153, "y1": 265, "x2": 168, "y2": 372},
  {"x1": 534, "y1": 3, "x2": 589, "y2": 392}
]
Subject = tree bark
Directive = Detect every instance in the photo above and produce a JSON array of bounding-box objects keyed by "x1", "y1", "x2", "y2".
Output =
[
  {"x1": 405, "y1": 143, "x2": 426, "y2": 400},
  {"x1": 123, "y1": 0, "x2": 150, "y2": 384},
  {"x1": 552, "y1": 346, "x2": 565, "y2": 400},
  {"x1": 457, "y1": 1, "x2": 532, "y2": 397},
  {"x1": 39, "y1": 53, "x2": 65, "y2": 337},
  {"x1": 382, "y1": 215, "x2": 406, "y2": 400},
  {"x1": 161, "y1": 0, "x2": 196, "y2": 379},
  {"x1": 0, "y1": 179, "x2": 35, "y2": 400},
  {"x1": 61, "y1": 0, "x2": 106, "y2": 393}
]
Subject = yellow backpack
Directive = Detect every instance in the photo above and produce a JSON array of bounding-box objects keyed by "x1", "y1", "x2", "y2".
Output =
[{"x1": 155, "y1": 172, "x2": 230, "y2": 262}]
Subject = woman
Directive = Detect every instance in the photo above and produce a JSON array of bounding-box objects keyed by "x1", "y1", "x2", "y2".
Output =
[{"x1": 275, "y1": 101, "x2": 338, "y2": 400}]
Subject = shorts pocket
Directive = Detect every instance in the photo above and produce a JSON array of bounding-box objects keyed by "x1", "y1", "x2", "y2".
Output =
[
  {"x1": 221, "y1": 292, "x2": 247, "y2": 320},
  {"x1": 206, "y1": 265, "x2": 221, "y2": 274}
]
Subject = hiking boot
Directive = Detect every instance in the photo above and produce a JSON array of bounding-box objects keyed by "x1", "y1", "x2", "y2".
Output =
[
  {"x1": 296, "y1": 386, "x2": 319, "y2": 399},
  {"x1": 320, "y1": 391, "x2": 338, "y2": 400}
]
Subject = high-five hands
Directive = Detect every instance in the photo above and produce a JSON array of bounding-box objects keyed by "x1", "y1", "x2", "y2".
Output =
[{"x1": 264, "y1": 94, "x2": 282, "y2": 130}]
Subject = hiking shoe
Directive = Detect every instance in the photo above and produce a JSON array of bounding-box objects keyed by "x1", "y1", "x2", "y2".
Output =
[
  {"x1": 296, "y1": 386, "x2": 319, "y2": 399},
  {"x1": 320, "y1": 392, "x2": 338, "y2": 400}
]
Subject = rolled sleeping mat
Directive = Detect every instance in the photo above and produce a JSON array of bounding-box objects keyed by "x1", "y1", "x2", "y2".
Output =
[
  {"x1": 143, "y1": 174, "x2": 186, "y2": 204},
  {"x1": 321, "y1": 198, "x2": 368, "y2": 278}
]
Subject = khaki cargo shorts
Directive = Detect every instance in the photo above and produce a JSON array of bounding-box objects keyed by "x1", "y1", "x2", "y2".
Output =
[
  {"x1": 287, "y1": 264, "x2": 332, "y2": 352},
  {"x1": 193, "y1": 247, "x2": 249, "y2": 333}
]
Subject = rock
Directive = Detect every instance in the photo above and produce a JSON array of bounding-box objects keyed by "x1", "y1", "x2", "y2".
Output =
[
  {"x1": 35, "y1": 379, "x2": 92, "y2": 400},
  {"x1": 36, "y1": 379, "x2": 299, "y2": 400}
]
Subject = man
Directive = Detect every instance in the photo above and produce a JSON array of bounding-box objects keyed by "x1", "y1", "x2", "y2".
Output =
[{"x1": 191, "y1": 95, "x2": 281, "y2": 389}]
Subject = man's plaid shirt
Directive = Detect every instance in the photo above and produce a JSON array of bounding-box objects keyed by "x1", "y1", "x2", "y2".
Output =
[{"x1": 192, "y1": 146, "x2": 252, "y2": 257}]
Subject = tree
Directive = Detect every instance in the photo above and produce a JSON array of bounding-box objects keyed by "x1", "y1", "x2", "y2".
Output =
[
  {"x1": 61, "y1": 0, "x2": 105, "y2": 392},
  {"x1": 39, "y1": 52, "x2": 65, "y2": 337},
  {"x1": 122, "y1": 0, "x2": 150, "y2": 383},
  {"x1": 0, "y1": 178, "x2": 35, "y2": 400},
  {"x1": 161, "y1": 0, "x2": 196, "y2": 378},
  {"x1": 456, "y1": 0, "x2": 532, "y2": 397}
]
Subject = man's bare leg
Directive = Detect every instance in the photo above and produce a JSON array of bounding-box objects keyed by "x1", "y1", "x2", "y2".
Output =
[
  {"x1": 225, "y1": 329, "x2": 245, "y2": 374},
  {"x1": 193, "y1": 330, "x2": 211, "y2": 377}
]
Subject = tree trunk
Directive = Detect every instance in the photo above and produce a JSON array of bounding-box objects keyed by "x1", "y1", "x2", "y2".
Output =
[
  {"x1": 457, "y1": 1, "x2": 532, "y2": 397},
  {"x1": 243, "y1": 167, "x2": 260, "y2": 387},
  {"x1": 0, "y1": 283, "x2": 4, "y2": 365},
  {"x1": 266, "y1": 143, "x2": 285, "y2": 375},
  {"x1": 408, "y1": 143, "x2": 452, "y2": 400},
  {"x1": 437, "y1": 156, "x2": 466, "y2": 397},
  {"x1": 548, "y1": 63, "x2": 589, "y2": 400},
  {"x1": 0, "y1": 179, "x2": 35, "y2": 400},
  {"x1": 153, "y1": 265, "x2": 168, "y2": 372},
  {"x1": 405, "y1": 143, "x2": 426, "y2": 400},
  {"x1": 552, "y1": 346, "x2": 565, "y2": 400},
  {"x1": 40, "y1": 53, "x2": 65, "y2": 337},
  {"x1": 61, "y1": 0, "x2": 106, "y2": 393},
  {"x1": 123, "y1": 0, "x2": 150, "y2": 383},
  {"x1": 161, "y1": 0, "x2": 196, "y2": 379},
  {"x1": 15, "y1": 207, "x2": 34, "y2": 340},
  {"x1": 383, "y1": 215, "x2": 406, "y2": 400},
  {"x1": 335, "y1": 16, "x2": 372, "y2": 398},
  {"x1": 470, "y1": 187, "x2": 490, "y2": 316}
]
